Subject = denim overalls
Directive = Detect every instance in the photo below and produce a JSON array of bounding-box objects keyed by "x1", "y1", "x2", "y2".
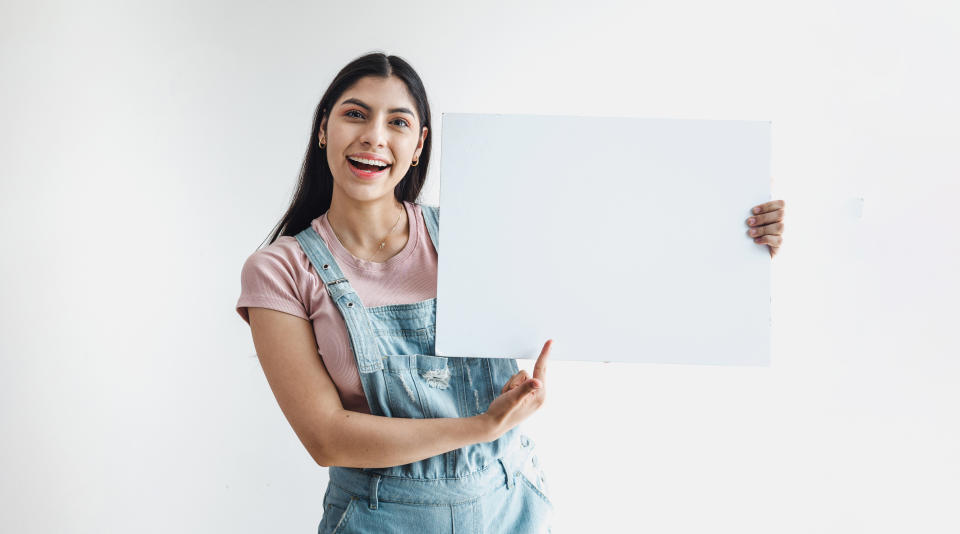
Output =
[{"x1": 295, "y1": 204, "x2": 553, "y2": 534}]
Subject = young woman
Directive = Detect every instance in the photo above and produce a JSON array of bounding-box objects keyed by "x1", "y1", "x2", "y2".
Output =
[{"x1": 236, "y1": 52, "x2": 786, "y2": 534}]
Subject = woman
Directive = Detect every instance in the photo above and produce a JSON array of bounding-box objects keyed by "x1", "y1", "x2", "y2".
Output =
[{"x1": 236, "y1": 52, "x2": 786, "y2": 534}]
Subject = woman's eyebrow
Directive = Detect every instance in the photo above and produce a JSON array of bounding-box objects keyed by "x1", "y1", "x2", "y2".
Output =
[{"x1": 339, "y1": 98, "x2": 414, "y2": 117}]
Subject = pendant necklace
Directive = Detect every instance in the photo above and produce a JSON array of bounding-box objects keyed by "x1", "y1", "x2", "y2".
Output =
[{"x1": 329, "y1": 204, "x2": 404, "y2": 262}]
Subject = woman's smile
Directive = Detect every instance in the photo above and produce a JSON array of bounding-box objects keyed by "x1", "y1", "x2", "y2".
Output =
[{"x1": 346, "y1": 154, "x2": 392, "y2": 180}]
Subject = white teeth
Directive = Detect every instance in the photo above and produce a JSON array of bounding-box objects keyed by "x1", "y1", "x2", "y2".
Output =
[{"x1": 348, "y1": 156, "x2": 389, "y2": 167}]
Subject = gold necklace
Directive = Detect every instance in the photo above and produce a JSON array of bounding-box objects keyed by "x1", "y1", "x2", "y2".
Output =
[{"x1": 329, "y1": 204, "x2": 404, "y2": 262}]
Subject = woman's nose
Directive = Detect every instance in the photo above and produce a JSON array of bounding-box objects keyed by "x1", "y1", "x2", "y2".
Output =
[{"x1": 360, "y1": 116, "x2": 387, "y2": 147}]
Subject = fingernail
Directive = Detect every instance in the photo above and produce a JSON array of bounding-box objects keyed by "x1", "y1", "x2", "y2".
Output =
[
  {"x1": 753, "y1": 207, "x2": 761, "y2": 214},
  {"x1": 750, "y1": 229, "x2": 758, "y2": 235},
  {"x1": 748, "y1": 218, "x2": 756, "y2": 225}
]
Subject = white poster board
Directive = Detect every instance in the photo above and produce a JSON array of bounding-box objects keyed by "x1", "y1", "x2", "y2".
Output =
[{"x1": 435, "y1": 113, "x2": 771, "y2": 365}]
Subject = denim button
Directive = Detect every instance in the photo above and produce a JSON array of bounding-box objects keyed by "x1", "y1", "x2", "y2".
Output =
[
  {"x1": 347, "y1": 302, "x2": 354, "y2": 308},
  {"x1": 322, "y1": 264, "x2": 329, "y2": 269}
]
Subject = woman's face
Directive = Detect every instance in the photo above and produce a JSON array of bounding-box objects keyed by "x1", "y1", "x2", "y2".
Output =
[{"x1": 319, "y1": 75, "x2": 428, "y2": 205}]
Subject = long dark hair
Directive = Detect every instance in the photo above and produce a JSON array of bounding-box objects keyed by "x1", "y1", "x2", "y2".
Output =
[{"x1": 261, "y1": 52, "x2": 432, "y2": 247}]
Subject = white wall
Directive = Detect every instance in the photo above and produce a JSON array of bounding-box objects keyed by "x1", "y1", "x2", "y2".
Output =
[{"x1": 2, "y1": 1, "x2": 957, "y2": 532}]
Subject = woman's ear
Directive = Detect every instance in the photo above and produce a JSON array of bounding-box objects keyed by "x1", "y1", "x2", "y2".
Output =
[
  {"x1": 318, "y1": 111, "x2": 328, "y2": 143},
  {"x1": 414, "y1": 125, "x2": 428, "y2": 160}
]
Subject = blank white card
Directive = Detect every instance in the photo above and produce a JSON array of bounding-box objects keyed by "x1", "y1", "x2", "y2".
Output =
[{"x1": 434, "y1": 113, "x2": 771, "y2": 365}]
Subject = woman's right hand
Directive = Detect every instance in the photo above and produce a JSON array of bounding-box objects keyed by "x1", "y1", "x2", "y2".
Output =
[{"x1": 480, "y1": 339, "x2": 552, "y2": 441}]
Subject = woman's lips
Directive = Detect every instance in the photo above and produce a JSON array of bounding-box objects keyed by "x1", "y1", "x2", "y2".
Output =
[{"x1": 346, "y1": 157, "x2": 390, "y2": 180}]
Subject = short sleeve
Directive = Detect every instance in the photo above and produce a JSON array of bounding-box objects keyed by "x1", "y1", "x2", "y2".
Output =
[{"x1": 236, "y1": 245, "x2": 310, "y2": 325}]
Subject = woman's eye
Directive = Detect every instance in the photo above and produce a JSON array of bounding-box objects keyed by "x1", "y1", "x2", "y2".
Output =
[{"x1": 344, "y1": 110, "x2": 408, "y2": 128}]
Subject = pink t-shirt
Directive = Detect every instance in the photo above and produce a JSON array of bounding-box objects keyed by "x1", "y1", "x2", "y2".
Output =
[{"x1": 236, "y1": 200, "x2": 438, "y2": 414}]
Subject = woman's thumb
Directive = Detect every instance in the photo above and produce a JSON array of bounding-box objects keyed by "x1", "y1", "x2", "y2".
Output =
[
  {"x1": 522, "y1": 378, "x2": 542, "y2": 393},
  {"x1": 504, "y1": 377, "x2": 541, "y2": 402}
]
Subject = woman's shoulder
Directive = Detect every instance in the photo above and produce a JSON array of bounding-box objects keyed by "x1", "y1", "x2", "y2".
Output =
[
  {"x1": 237, "y1": 233, "x2": 327, "y2": 323},
  {"x1": 414, "y1": 201, "x2": 438, "y2": 214},
  {"x1": 240, "y1": 235, "x2": 317, "y2": 286}
]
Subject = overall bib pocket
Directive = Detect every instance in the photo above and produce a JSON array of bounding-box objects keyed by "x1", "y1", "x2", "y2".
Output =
[{"x1": 381, "y1": 354, "x2": 458, "y2": 419}]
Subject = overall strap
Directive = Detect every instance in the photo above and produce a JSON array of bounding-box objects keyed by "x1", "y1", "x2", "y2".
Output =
[
  {"x1": 419, "y1": 203, "x2": 440, "y2": 253},
  {"x1": 294, "y1": 224, "x2": 384, "y2": 372},
  {"x1": 294, "y1": 226, "x2": 355, "y2": 300}
]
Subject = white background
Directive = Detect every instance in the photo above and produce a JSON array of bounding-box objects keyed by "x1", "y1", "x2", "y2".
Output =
[{"x1": 1, "y1": 1, "x2": 958, "y2": 532}]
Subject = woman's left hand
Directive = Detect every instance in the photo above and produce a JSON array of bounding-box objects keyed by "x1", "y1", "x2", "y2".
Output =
[{"x1": 746, "y1": 200, "x2": 786, "y2": 258}]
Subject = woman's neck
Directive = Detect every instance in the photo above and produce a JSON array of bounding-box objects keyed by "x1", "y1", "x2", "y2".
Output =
[{"x1": 326, "y1": 194, "x2": 409, "y2": 261}]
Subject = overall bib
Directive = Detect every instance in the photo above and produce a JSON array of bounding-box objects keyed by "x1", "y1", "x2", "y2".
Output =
[{"x1": 295, "y1": 204, "x2": 553, "y2": 534}]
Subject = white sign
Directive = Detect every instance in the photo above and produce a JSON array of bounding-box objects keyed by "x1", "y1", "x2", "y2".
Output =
[{"x1": 435, "y1": 113, "x2": 771, "y2": 365}]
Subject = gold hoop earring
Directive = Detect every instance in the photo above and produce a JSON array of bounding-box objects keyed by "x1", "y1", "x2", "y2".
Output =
[
  {"x1": 411, "y1": 158, "x2": 419, "y2": 167},
  {"x1": 318, "y1": 136, "x2": 326, "y2": 149}
]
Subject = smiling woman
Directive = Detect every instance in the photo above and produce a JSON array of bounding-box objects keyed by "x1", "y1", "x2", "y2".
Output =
[
  {"x1": 318, "y1": 76, "x2": 427, "y2": 220},
  {"x1": 236, "y1": 52, "x2": 555, "y2": 534},
  {"x1": 238, "y1": 50, "x2": 786, "y2": 534}
]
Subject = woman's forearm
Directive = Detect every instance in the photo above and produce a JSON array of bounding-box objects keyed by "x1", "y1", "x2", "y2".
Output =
[{"x1": 316, "y1": 409, "x2": 496, "y2": 468}]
